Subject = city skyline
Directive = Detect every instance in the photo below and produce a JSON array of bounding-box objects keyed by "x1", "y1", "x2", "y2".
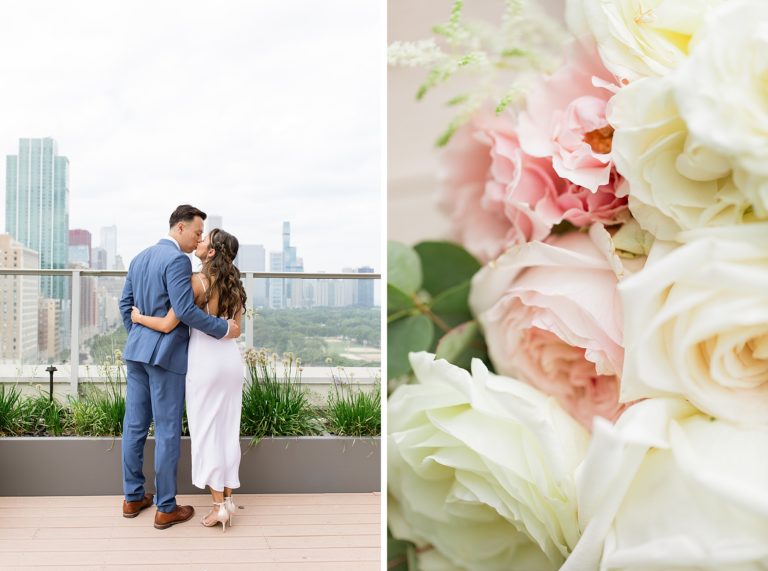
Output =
[
  {"x1": 62, "y1": 217, "x2": 377, "y2": 274},
  {"x1": 0, "y1": 0, "x2": 382, "y2": 273}
]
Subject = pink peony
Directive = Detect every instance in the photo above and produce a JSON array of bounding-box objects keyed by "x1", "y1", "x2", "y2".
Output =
[
  {"x1": 518, "y1": 39, "x2": 619, "y2": 192},
  {"x1": 468, "y1": 225, "x2": 631, "y2": 428}
]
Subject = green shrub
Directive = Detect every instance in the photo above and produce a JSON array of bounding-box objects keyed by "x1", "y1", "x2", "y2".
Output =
[{"x1": 241, "y1": 349, "x2": 322, "y2": 439}]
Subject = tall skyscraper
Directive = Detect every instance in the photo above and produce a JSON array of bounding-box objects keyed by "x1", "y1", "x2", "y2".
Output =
[
  {"x1": 0, "y1": 234, "x2": 40, "y2": 363},
  {"x1": 339, "y1": 267, "x2": 358, "y2": 307},
  {"x1": 281, "y1": 221, "x2": 304, "y2": 307},
  {"x1": 282, "y1": 222, "x2": 290, "y2": 256},
  {"x1": 314, "y1": 272, "x2": 331, "y2": 307},
  {"x1": 300, "y1": 277, "x2": 314, "y2": 308},
  {"x1": 235, "y1": 244, "x2": 267, "y2": 307},
  {"x1": 69, "y1": 229, "x2": 92, "y2": 267},
  {"x1": 91, "y1": 247, "x2": 107, "y2": 270},
  {"x1": 282, "y1": 221, "x2": 303, "y2": 272},
  {"x1": 38, "y1": 298, "x2": 61, "y2": 362},
  {"x1": 357, "y1": 266, "x2": 375, "y2": 307},
  {"x1": 269, "y1": 251, "x2": 284, "y2": 309},
  {"x1": 5, "y1": 138, "x2": 69, "y2": 299},
  {"x1": 80, "y1": 273, "x2": 98, "y2": 340},
  {"x1": 100, "y1": 225, "x2": 117, "y2": 270}
]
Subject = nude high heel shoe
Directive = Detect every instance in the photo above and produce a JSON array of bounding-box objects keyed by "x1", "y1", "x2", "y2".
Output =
[
  {"x1": 224, "y1": 496, "x2": 237, "y2": 526},
  {"x1": 201, "y1": 502, "x2": 229, "y2": 532}
]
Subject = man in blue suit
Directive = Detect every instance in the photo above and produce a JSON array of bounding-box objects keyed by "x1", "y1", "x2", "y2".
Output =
[{"x1": 119, "y1": 204, "x2": 241, "y2": 529}]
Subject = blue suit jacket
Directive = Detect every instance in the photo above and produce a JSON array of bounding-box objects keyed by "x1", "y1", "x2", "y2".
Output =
[{"x1": 119, "y1": 238, "x2": 228, "y2": 374}]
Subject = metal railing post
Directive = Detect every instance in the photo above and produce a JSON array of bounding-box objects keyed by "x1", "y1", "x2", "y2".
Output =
[
  {"x1": 245, "y1": 272, "x2": 254, "y2": 350},
  {"x1": 70, "y1": 270, "x2": 81, "y2": 398}
]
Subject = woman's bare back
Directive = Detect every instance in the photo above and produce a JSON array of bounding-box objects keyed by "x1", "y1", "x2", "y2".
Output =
[{"x1": 192, "y1": 273, "x2": 221, "y2": 317}]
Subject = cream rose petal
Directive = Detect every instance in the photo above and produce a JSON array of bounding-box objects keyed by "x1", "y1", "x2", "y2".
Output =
[
  {"x1": 388, "y1": 352, "x2": 589, "y2": 570},
  {"x1": 609, "y1": 74, "x2": 753, "y2": 240},
  {"x1": 620, "y1": 224, "x2": 768, "y2": 424},
  {"x1": 673, "y1": 0, "x2": 768, "y2": 217},
  {"x1": 563, "y1": 398, "x2": 768, "y2": 571},
  {"x1": 566, "y1": 0, "x2": 726, "y2": 81}
]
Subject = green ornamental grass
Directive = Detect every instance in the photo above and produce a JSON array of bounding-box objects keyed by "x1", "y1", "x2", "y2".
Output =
[
  {"x1": 2, "y1": 349, "x2": 381, "y2": 439},
  {"x1": 0, "y1": 384, "x2": 25, "y2": 436},
  {"x1": 241, "y1": 349, "x2": 322, "y2": 440},
  {"x1": 70, "y1": 350, "x2": 126, "y2": 437},
  {"x1": 326, "y1": 370, "x2": 381, "y2": 437},
  {"x1": 22, "y1": 392, "x2": 71, "y2": 436}
]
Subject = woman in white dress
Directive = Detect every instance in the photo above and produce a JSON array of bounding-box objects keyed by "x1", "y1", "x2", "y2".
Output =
[{"x1": 131, "y1": 228, "x2": 246, "y2": 532}]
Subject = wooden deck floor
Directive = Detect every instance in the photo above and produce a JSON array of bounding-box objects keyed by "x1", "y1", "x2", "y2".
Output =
[{"x1": 0, "y1": 493, "x2": 381, "y2": 570}]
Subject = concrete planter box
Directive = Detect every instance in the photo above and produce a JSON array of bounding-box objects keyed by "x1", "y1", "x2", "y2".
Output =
[{"x1": 0, "y1": 436, "x2": 380, "y2": 496}]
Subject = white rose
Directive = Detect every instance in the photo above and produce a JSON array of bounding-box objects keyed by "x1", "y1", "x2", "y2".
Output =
[
  {"x1": 562, "y1": 398, "x2": 768, "y2": 571},
  {"x1": 609, "y1": 73, "x2": 754, "y2": 240},
  {"x1": 565, "y1": 0, "x2": 724, "y2": 81},
  {"x1": 674, "y1": 0, "x2": 768, "y2": 217},
  {"x1": 619, "y1": 224, "x2": 768, "y2": 425},
  {"x1": 388, "y1": 352, "x2": 589, "y2": 570}
]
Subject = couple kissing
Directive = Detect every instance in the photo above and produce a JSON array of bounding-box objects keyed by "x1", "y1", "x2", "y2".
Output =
[{"x1": 119, "y1": 204, "x2": 247, "y2": 531}]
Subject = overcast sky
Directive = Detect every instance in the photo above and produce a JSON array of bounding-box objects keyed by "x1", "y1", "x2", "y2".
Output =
[{"x1": 0, "y1": 0, "x2": 382, "y2": 273}]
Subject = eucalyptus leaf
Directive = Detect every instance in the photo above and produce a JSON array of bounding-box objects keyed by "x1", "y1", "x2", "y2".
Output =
[
  {"x1": 388, "y1": 241, "x2": 423, "y2": 295},
  {"x1": 388, "y1": 284, "x2": 414, "y2": 316},
  {"x1": 388, "y1": 314, "x2": 434, "y2": 379},
  {"x1": 414, "y1": 241, "x2": 480, "y2": 296},
  {"x1": 430, "y1": 280, "x2": 472, "y2": 328},
  {"x1": 436, "y1": 321, "x2": 487, "y2": 372}
]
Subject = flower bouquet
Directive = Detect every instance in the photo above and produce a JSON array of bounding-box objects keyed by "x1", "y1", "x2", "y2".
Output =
[{"x1": 387, "y1": 1, "x2": 768, "y2": 569}]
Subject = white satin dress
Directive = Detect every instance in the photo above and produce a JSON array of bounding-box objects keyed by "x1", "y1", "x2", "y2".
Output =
[{"x1": 185, "y1": 284, "x2": 244, "y2": 491}]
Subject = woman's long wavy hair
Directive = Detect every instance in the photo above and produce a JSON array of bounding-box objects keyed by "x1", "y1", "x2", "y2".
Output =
[{"x1": 201, "y1": 228, "x2": 247, "y2": 319}]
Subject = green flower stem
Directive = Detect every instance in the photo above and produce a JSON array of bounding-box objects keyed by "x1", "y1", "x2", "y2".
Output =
[
  {"x1": 388, "y1": 296, "x2": 452, "y2": 335},
  {"x1": 387, "y1": 308, "x2": 417, "y2": 324},
  {"x1": 413, "y1": 298, "x2": 451, "y2": 334}
]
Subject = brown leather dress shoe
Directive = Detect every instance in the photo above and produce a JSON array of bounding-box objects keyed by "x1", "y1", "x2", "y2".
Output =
[
  {"x1": 154, "y1": 505, "x2": 195, "y2": 530},
  {"x1": 122, "y1": 493, "x2": 154, "y2": 518}
]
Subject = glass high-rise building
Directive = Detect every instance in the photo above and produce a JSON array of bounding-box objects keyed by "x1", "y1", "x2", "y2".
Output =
[
  {"x1": 100, "y1": 225, "x2": 117, "y2": 270},
  {"x1": 269, "y1": 251, "x2": 284, "y2": 309},
  {"x1": 69, "y1": 229, "x2": 92, "y2": 267},
  {"x1": 5, "y1": 138, "x2": 69, "y2": 300},
  {"x1": 357, "y1": 266, "x2": 375, "y2": 307},
  {"x1": 281, "y1": 221, "x2": 304, "y2": 307}
]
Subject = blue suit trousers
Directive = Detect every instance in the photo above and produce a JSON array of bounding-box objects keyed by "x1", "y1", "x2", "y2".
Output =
[{"x1": 122, "y1": 360, "x2": 185, "y2": 513}]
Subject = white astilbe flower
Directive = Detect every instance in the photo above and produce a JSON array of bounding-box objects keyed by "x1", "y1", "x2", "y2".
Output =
[
  {"x1": 389, "y1": 0, "x2": 569, "y2": 146},
  {"x1": 387, "y1": 40, "x2": 446, "y2": 67}
]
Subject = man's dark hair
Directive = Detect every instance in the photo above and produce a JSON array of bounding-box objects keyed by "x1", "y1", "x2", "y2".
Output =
[{"x1": 169, "y1": 204, "x2": 207, "y2": 228}]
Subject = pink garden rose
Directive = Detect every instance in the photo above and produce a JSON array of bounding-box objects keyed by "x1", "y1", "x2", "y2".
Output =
[
  {"x1": 436, "y1": 111, "x2": 517, "y2": 264},
  {"x1": 518, "y1": 40, "x2": 619, "y2": 192},
  {"x1": 468, "y1": 225, "x2": 632, "y2": 428},
  {"x1": 438, "y1": 83, "x2": 627, "y2": 264}
]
